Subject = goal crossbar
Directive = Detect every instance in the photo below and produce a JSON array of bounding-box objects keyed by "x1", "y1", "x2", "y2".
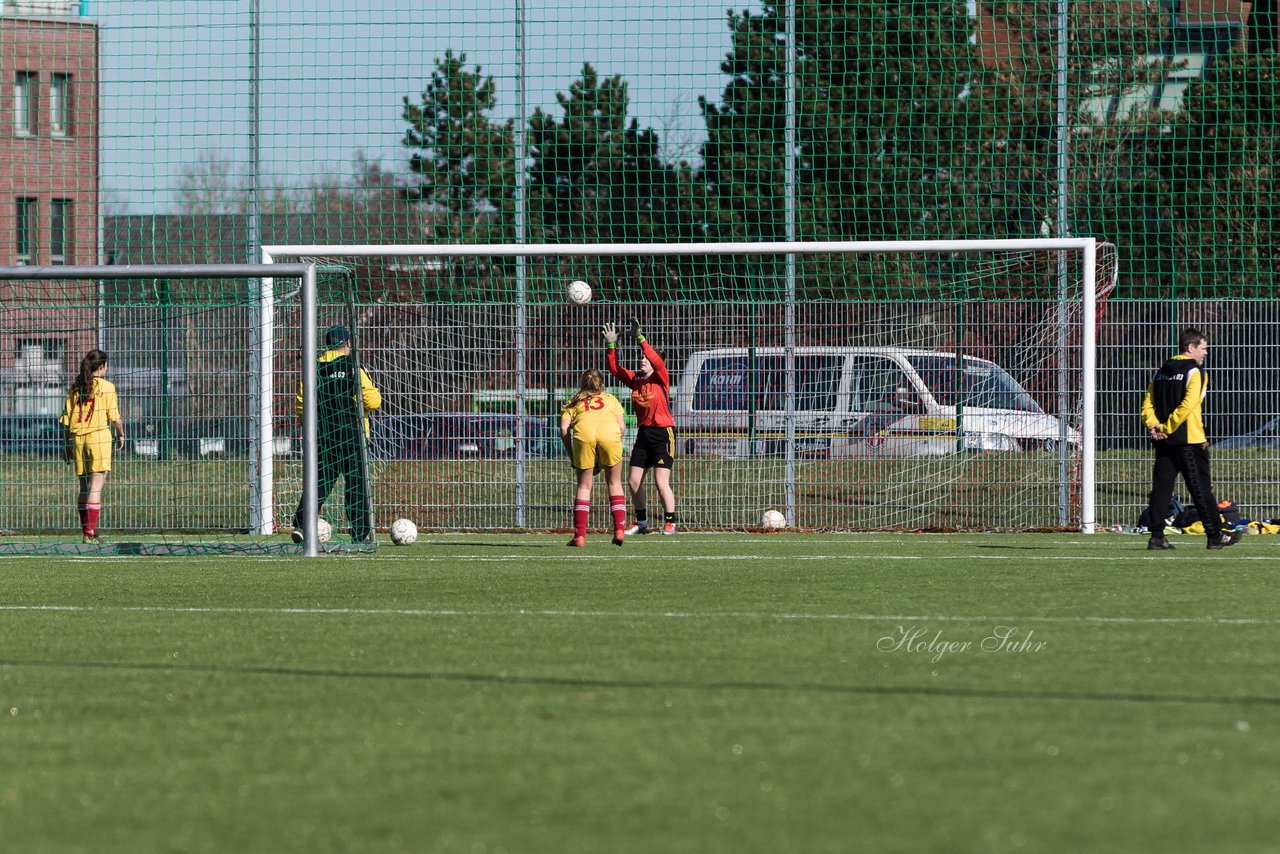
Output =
[{"x1": 263, "y1": 238, "x2": 1098, "y2": 259}]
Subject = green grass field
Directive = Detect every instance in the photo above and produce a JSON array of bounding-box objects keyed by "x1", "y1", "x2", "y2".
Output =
[
  {"x1": 3, "y1": 532, "x2": 1279, "y2": 852},
  {"x1": 8, "y1": 448, "x2": 1280, "y2": 531}
]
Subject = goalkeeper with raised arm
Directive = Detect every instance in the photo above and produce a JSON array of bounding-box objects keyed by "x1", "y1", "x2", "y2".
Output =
[
  {"x1": 292, "y1": 325, "x2": 382, "y2": 544},
  {"x1": 604, "y1": 318, "x2": 678, "y2": 535}
]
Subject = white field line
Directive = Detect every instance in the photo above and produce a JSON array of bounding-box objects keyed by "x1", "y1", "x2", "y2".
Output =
[
  {"x1": 21, "y1": 553, "x2": 927, "y2": 562},
  {"x1": 4, "y1": 552, "x2": 1280, "y2": 565},
  {"x1": 412, "y1": 554, "x2": 1231, "y2": 563},
  {"x1": 377, "y1": 553, "x2": 1274, "y2": 562},
  {"x1": 3, "y1": 603, "x2": 1280, "y2": 627}
]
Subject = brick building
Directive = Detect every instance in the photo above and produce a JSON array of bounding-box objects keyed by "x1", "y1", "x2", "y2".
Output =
[{"x1": 0, "y1": 0, "x2": 98, "y2": 415}]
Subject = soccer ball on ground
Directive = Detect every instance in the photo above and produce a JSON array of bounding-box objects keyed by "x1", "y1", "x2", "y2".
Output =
[
  {"x1": 761, "y1": 510, "x2": 787, "y2": 530},
  {"x1": 293, "y1": 518, "x2": 333, "y2": 544},
  {"x1": 389, "y1": 518, "x2": 418, "y2": 546},
  {"x1": 566, "y1": 279, "x2": 593, "y2": 305}
]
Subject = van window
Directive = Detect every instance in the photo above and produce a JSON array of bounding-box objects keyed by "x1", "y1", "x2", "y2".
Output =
[
  {"x1": 849, "y1": 355, "x2": 920, "y2": 413},
  {"x1": 907, "y1": 355, "x2": 1042, "y2": 413},
  {"x1": 759, "y1": 356, "x2": 843, "y2": 411},
  {"x1": 692, "y1": 355, "x2": 843, "y2": 411},
  {"x1": 692, "y1": 357, "x2": 751, "y2": 410}
]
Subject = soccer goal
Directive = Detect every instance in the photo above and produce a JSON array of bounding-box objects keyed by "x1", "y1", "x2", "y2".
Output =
[
  {"x1": 0, "y1": 262, "x2": 324, "y2": 556},
  {"x1": 264, "y1": 239, "x2": 1112, "y2": 534}
]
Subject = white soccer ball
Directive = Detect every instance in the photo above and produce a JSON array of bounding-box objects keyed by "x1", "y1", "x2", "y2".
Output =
[
  {"x1": 390, "y1": 518, "x2": 418, "y2": 546},
  {"x1": 761, "y1": 509, "x2": 787, "y2": 530},
  {"x1": 316, "y1": 518, "x2": 332, "y2": 543},
  {"x1": 566, "y1": 279, "x2": 593, "y2": 305}
]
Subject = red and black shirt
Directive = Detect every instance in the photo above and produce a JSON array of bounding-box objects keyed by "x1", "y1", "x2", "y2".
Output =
[{"x1": 607, "y1": 340, "x2": 674, "y2": 429}]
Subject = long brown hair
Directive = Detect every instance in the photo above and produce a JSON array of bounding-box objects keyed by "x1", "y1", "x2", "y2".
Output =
[
  {"x1": 568, "y1": 369, "x2": 606, "y2": 408},
  {"x1": 72, "y1": 350, "x2": 108, "y2": 403}
]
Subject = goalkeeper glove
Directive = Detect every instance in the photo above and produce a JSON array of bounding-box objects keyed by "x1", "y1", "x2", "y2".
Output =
[
  {"x1": 630, "y1": 318, "x2": 645, "y2": 342},
  {"x1": 602, "y1": 321, "x2": 619, "y2": 347}
]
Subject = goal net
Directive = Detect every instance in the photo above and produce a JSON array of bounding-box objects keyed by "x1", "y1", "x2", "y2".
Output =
[
  {"x1": 269, "y1": 239, "x2": 1113, "y2": 534},
  {"x1": 0, "y1": 263, "x2": 329, "y2": 556}
]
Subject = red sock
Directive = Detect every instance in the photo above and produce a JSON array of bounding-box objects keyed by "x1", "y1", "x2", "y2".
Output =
[
  {"x1": 610, "y1": 495, "x2": 626, "y2": 530},
  {"x1": 84, "y1": 503, "x2": 101, "y2": 537},
  {"x1": 77, "y1": 502, "x2": 87, "y2": 527},
  {"x1": 574, "y1": 502, "x2": 590, "y2": 538}
]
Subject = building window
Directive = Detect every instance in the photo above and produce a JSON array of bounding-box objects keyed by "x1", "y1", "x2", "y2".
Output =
[
  {"x1": 16, "y1": 197, "x2": 38, "y2": 265},
  {"x1": 51, "y1": 199, "x2": 72, "y2": 265},
  {"x1": 14, "y1": 337, "x2": 65, "y2": 366},
  {"x1": 50, "y1": 74, "x2": 71, "y2": 137},
  {"x1": 13, "y1": 337, "x2": 67, "y2": 416},
  {"x1": 15, "y1": 72, "x2": 38, "y2": 136}
]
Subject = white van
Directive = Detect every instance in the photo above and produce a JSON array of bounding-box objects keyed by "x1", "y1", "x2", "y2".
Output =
[{"x1": 673, "y1": 347, "x2": 1078, "y2": 458}]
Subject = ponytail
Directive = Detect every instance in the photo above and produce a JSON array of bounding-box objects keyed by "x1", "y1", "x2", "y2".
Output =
[
  {"x1": 568, "y1": 368, "x2": 606, "y2": 408},
  {"x1": 73, "y1": 350, "x2": 108, "y2": 403}
]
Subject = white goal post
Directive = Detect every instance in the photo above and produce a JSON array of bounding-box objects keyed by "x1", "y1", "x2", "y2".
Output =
[
  {"x1": 0, "y1": 262, "x2": 317, "y2": 555},
  {"x1": 263, "y1": 239, "x2": 1100, "y2": 534}
]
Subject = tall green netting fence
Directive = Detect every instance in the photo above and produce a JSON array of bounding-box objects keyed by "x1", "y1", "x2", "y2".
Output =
[{"x1": 3, "y1": 1, "x2": 1279, "y2": 534}]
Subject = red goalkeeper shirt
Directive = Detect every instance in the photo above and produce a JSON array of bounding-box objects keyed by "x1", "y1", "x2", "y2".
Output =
[{"x1": 607, "y1": 340, "x2": 674, "y2": 428}]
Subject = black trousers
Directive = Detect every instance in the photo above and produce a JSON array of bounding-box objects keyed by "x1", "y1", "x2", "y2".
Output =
[
  {"x1": 1147, "y1": 442, "x2": 1221, "y2": 538},
  {"x1": 292, "y1": 435, "x2": 372, "y2": 542}
]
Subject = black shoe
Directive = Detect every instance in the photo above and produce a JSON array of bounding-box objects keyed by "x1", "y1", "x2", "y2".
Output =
[
  {"x1": 1147, "y1": 536, "x2": 1175, "y2": 551},
  {"x1": 1206, "y1": 530, "x2": 1244, "y2": 550}
]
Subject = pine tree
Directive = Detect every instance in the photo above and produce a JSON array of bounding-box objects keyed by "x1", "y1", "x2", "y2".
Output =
[
  {"x1": 402, "y1": 51, "x2": 516, "y2": 244},
  {"x1": 1157, "y1": 51, "x2": 1280, "y2": 296},
  {"x1": 700, "y1": 1, "x2": 1008, "y2": 246},
  {"x1": 527, "y1": 64, "x2": 704, "y2": 291}
]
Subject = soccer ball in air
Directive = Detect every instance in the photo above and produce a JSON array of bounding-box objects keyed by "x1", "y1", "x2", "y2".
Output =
[
  {"x1": 761, "y1": 510, "x2": 787, "y2": 530},
  {"x1": 390, "y1": 518, "x2": 419, "y2": 546},
  {"x1": 566, "y1": 279, "x2": 593, "y2": 305}
]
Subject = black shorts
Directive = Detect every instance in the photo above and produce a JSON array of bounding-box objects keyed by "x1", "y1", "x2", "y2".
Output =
[{"x1": 629, "y1": 426, "x2": 676, "y2": 470}]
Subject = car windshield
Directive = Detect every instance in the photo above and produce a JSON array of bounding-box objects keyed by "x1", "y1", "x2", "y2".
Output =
[
  {"x1": 12, "y1": 417, "x2": 57, "y2": 438},
  {"x1": 371, "y1": 416, "x2": 430, "y2": 455},
  {"x1": 371, "y1": 414, "x2": 559, "y2": 460},
  {"x1": 906, "y1": 355, "x2": 1042, "y2": 414}
]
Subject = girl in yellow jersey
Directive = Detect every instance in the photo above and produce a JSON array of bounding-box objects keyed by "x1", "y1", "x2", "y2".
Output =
[
  {"x1": 59, "y1": 350, "x2": 125, "y2": 544},
  {"x1": 559, "y1": 369, "x2": 627, "y2": 548}
]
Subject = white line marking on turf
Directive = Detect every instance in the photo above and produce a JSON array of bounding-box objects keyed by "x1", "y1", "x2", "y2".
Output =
[
  {"x1": 384, "y1": 554, "x2": 1280, "y2": 562},
  {"x1": 5, "y1": 552, "x2": 1280, "y2": 564},
  {"x1": 389, "y1": 554, "x2": 927, "y2": 561},
  {"x1": 5, "y1": 604, "x2": 1280, "y2": 626}
]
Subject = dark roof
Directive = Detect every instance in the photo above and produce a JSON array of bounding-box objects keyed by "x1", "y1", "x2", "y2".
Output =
[{"x1": 104, "y1": 210, "x2": 437, "y2": 266}]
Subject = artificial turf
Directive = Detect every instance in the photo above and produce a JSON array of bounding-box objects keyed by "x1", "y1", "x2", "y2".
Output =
[{"x1": 2, "y1": 532, "x2": 1278, "y2": 852}]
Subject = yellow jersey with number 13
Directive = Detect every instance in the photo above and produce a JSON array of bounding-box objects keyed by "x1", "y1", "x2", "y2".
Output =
[{"x1": 561, "y1": 393, "x2": 624, "y2": 444}]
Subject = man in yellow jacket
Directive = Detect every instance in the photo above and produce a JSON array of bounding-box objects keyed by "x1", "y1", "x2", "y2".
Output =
[
  {"x1": 1141, "y1": 327, "x2": 1241, "y2": 552},
  {"x1": 292, "y1": 325, "x2": 382, "y2": 543}
]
